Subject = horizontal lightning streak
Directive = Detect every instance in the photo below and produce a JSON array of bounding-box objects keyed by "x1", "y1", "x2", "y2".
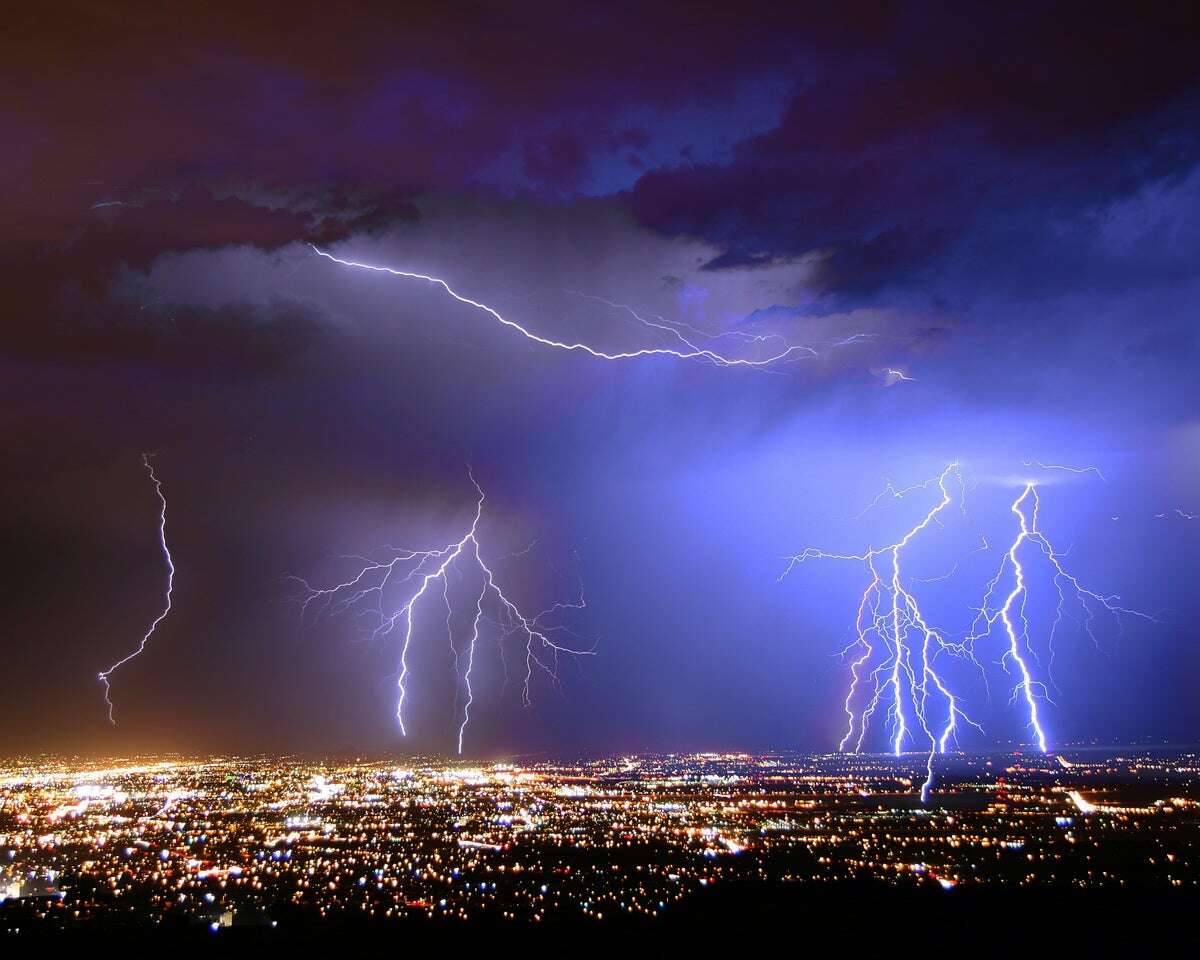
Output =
[
  {"x1": 1021, "y1": 460, "x2": 1107, "y2": 483},
  {"x1": 308, "y1": 245, "x2": 860, "y2": 369}
]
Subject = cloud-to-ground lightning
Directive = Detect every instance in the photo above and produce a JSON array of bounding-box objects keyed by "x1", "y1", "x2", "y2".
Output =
[
  {"x1": 288, "y1": 470, "x2": 592, "y2": 753},
  {"x1": 967, "y1": 481, "x2": 1157, "y2": 750},
  {"x1": 97, "y1": 454, "x2": 175, "y2": 724},
  {"x1": 308, "y1": 244, "x2": 888, "y2": 370},
  {"x1": 782, "y1": 464, "x2": 982, "y2": 802},
  {"x1": 783, "y1": 463, "x2": 1153, "y2": 801}
]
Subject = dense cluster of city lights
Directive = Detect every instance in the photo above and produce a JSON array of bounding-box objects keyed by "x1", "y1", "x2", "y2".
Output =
[{"x1": 2, "y1": 750, "x2": 1196, "y2": 932}]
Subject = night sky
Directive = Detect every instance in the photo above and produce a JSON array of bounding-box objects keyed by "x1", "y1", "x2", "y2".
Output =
[{"x1": 4, "y1": 2, "x2": 1199, "y2": 757}]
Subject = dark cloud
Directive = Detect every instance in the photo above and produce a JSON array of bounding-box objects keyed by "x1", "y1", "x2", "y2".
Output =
[
  {"x1": 2, "y1": 1, "x2": 863, "y2": 199},
  {"x1": 522, "y1": 132, "x2": 589, "y2": 191},
  {"x1": 0, "y1": 185, "x2": 358, "y2": 368},
  {"x1": 629, "y1": 3, "x2": 1200, "y2": 297},
  {"x1": 2, "y1": 3, "x2": 1199, "y2": 755},
  {"x1": 2, "y1": 1, "x2": 825, "y2": 364}
]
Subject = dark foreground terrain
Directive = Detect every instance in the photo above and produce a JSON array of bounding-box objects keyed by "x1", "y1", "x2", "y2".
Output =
[{"x1": 5, "y1": 882, "x2": 1197, "y2": 953}]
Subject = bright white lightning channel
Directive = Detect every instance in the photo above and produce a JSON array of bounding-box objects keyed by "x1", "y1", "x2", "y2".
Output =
[
  {"x1": 308, "y1": 244, "x2": 883, "y2": 370},
  {"x1": 782, "y1": 464, "x2": 980, "y2": 802},
  {"x1": 783, "y1": 463, "x2": 1152, "y2": 802},
  {"x1": 289, "y1": 470, "x2": 591, "y2": 753},
  {"x1": 966, "y1": 480, "x2": 1157, "y2": 752},
  {"x1": 98, "y1": 454, "x2": 175, "y2": 724}
]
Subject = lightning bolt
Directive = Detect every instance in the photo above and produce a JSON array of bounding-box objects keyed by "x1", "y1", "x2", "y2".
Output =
[
  {"x1": 782, "y1": 464, "x2": 981, "y2": 802},
  {"x1": 786, "y1": 462, "x2": 1155, "y2": 801},
  {"x1": 967, "y1": 482, "x2": 1157, "y2": 750},
  {"x1": 1020, "y1": 460, "x2": 1107, "y2": 482},
  {"x1": 308, "y1": 244, "x2": 873, "y2": 369},
  {"x1": 98, "y1": 454, "x2": 175, "y2": 724},
  {"x1": 577, "y1": 293, "x2": 794, "y2": 352},
  {"x1": 877, "y1": 366, "x2": 915, "y2": 386},
  {"x1": 288, "y1": 469, "x2": 591, "y2": 753},
  {"x1": 577, "y1": 293, "x2": 891, "y2": 369}
]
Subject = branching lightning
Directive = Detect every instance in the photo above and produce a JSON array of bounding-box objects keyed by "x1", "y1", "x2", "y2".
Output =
[
  {"x1": 308, "y1": 244, "x2": 896, "y2": 371},
  {"x1": 966, "y1": 481, "x2": 1157, "y2": 749},
  {"x1": 782, "y1": 465, "x2": 981, "y2": 802},
  {"x1": 288, "y1": 470, "x2": 592, "y2": 753},
  {"x1": 98, "y1": 454, "x2": 175, "y2": 724},
  {"x1": 783, "y1": 462, "x2": 1153, "y2": 801}
]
